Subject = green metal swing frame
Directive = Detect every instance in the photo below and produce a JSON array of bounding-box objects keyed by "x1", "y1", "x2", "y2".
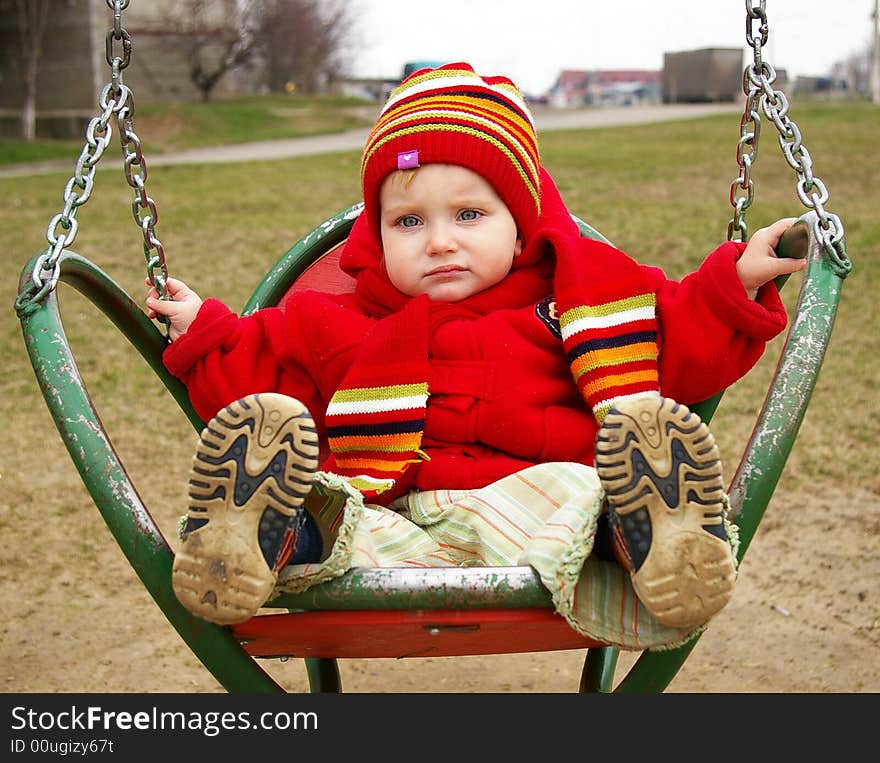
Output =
[
  {"x1": 16, "y1": 203, "x2": 846, "y2": 692},
  {"x1": 13, "y1": 0, "x2": 852, "y2": 694}
]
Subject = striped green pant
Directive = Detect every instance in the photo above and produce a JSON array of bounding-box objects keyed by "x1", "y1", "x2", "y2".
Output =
[{"x1": 276, "y1": 462, "x2": 724, "y2": 650}]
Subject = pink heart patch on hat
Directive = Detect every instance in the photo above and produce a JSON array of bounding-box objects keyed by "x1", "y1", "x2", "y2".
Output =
[{"x1": 397, "y1": 150, "x2": 419, "y2": 170}]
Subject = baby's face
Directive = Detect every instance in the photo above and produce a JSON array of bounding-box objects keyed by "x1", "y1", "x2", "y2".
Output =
[{"x1": 379, "y1": 164, "x2": 522, "y2": 302}]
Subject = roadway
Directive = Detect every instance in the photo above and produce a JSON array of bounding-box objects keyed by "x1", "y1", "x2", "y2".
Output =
[{"x1": 0, "y1": 103, "x2": 740, "y2": 179}]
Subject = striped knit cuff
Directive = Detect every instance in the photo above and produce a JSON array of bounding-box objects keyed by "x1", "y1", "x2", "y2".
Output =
[
  {"x1": 560, "y1": 293, "x2": 661, "y2": 423},
  {"x1": 326, "y1": 381, "x2": 429, "y2": 495}
]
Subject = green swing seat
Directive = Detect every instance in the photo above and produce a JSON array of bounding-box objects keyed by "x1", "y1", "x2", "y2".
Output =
[
  {"x1": 15, "y1": 0, "x2": 853, "y2": 693},
  {"x1": 16, "y1": 201, "x2": 847, "y2": 693}
]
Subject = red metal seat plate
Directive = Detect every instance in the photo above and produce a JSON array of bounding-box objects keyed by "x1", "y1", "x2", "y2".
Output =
[{"x1": 232, "y1": 608, "x2": 606, "y2": 659}]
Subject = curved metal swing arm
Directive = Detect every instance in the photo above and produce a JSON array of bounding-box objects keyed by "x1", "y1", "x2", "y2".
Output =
[
  {"x1": 244, "y1": 202, "x2": 363, "y2": 313},
  {"x1": 241, "y1": 202, "x2": 847, "y2": 691},
  {"x1": 14, "y1": 248, "x2": 607, "y2": 690},
  {"x1": 18, "y1": 249, "x2": 196, "y2": 425},
  {"x1": 16, "y1": 250, "x2": 285, "y2": 693},
  {"x1": 15, "y1": 204, "x2": 847, "y2": 693},
  {"x1": 726, "y1": 214, "x2": 845, "y2": 552},
  {"x1": 611, "y1": 211, "x2": 848, "y2": 693}
]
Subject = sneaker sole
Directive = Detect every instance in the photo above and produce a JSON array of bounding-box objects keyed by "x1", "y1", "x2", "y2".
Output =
[
  {"x1": 172, "y1": 393, "x2": 319, "y2": 625},
  {"x1": 595, "y1": 396, "x2": 736, "y2": 629}
]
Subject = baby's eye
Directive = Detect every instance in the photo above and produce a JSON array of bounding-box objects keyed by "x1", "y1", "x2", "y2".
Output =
[
  {"x1": 398, "y1": 214, "x2": 421, "y2": 228},
  {"x1": 459, "y1": 209, "x2": 482, "y2": 222}
]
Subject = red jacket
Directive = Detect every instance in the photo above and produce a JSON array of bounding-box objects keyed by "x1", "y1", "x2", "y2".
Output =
[{"x1": 164, "y1": 173, "x2": 787, "y2": 503}]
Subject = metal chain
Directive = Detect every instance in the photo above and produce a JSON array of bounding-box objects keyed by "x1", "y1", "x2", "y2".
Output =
[
  {"x1": 16, "y1": 0, "x2": 171, "y2": 320},
  {"x1": 728, "y1": 1, "x2": 850, "y2": 278},
  {"x1": 727, "y1": 1, "x2": 766, "y2": 243},
  {"x1": 113, "y1": 83, "x2": 169, "y2": 309}
]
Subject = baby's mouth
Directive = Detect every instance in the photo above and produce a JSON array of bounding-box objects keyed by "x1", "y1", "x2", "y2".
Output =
[{"x1": 426, "y1": 264, "x2": 466, "y2": 276}]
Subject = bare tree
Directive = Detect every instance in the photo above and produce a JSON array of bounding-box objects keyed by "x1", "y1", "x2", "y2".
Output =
[
  {"x1": 5, "y1": 0, "x2": 50, "y2": 140},
  {"x1": 169, "y1": 0, "x2": 261, "y2": 101},
  {"x1": 872, "y1": 0, "x2": 879, "y2": 103},
  {"x1": 830, "y1": 42, "x2": 873, "y2": 96},
  {"x1": 257, "y1": 0, "x2": 355, "y2": 94}
]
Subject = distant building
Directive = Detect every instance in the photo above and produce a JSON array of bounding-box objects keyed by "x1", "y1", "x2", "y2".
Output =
[
  {"x1": 401, "y1": 61, "x2": 449, "y2": 78},
  {"x1": 338, "y1": 77, "x2": 400, "y2": 103},
  {"x1": 830, "y1": 51, "x2": 870, "y2": 96},
  {"x1": 662, "y1": 48, "x2": 743, "y2": 103},
  {"x1": 0, "y1": 0, "x2": 257, "y2": 138},
  {"x1": 793, "y1": 75, "x2": 848, "y2": 96},
  {"x1": 549, "y1": 70, "x2": 661, "y2": 108}
]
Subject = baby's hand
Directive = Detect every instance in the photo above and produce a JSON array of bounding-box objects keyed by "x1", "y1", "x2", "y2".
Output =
[
  {"x1": 145, "y1": 276, "x2": 203, "y2": 342},
  {"x1": 736, "y1": 218, "x2": 806, "y2": 299}
]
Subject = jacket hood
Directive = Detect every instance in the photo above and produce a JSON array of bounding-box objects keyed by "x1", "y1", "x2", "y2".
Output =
[{"x1": 338, "y1": 167, "x2": 581, "y2": 317}]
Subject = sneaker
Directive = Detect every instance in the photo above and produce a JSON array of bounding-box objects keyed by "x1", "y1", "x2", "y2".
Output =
[
  {"x1": 595, "y1": 395, "x2": 736, "y2": 629},
  {"x1": 172, "y1": 393, "x2": 320, "y2": 625}
]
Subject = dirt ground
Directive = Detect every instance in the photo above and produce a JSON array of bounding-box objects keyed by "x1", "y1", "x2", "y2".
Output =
[
  {"x1": 3, "y1": 411, "x2": 877, "y2": 693},
  {"x1": 2, "y1": 103, "x2": 877, "y2": 694},
  {"x1": 2, "y1": 300, "x2": 878, "y2": 693},
  {"x1": 3, "y1": 224, "x2": 877, "y2": 698}
]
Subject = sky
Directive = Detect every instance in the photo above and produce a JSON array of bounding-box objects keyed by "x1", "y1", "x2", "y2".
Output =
[{"x1": 349, "y1": 0, "x2": 877, "y2": 96}]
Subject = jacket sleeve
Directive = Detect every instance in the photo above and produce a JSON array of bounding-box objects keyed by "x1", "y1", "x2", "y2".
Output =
[
  {"x1": 648, "y1": 240, "x2": 789, "y2": 404},
  {"x1": 162, "y1": 297, "x2": 323, "y2": 424}
]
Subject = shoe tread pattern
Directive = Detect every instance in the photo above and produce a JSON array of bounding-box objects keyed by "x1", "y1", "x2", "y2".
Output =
[
  {"x1": 596, "y1": 396, "x2": 736, "y2": 629},
  {"x1": 172, "y1": 393, "x2": 319, "y2": 625}
]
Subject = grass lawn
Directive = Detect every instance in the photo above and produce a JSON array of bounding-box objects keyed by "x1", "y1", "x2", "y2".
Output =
[
  {"x1": 1, "y1": 98, "x2": 877, "y2": 693},
  {"x1": 0, "y1": 94, "x2": 377, "y2": 165},
  {"x1": 3, "y1": 101, "x2": 877, "y2": 497}
]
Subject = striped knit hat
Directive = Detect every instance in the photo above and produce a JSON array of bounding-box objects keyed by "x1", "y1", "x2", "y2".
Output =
[
  {"x1": 328, "y1": 67, "x2": 662, "y2": 499},
  {"x1": 361, "y1": 62, "x2": 542, "y2": 241}
]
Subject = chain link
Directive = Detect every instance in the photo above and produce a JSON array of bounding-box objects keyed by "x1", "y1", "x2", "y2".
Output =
[
  {"x1": 729, "y1": 1, "x2": 769, "y2": 241},
  {"x1": 15, "y1": 80, "x2": 129, "y2": 315},
  {"x1": 728, "y1": 1, "x2": 850, "y2": 277},
  {"x1": 15, "y1": 0, "x2": 171, "y2": 321},
  {"x1": 116, "y1": 82, "x2": 169, "y2": 307}
]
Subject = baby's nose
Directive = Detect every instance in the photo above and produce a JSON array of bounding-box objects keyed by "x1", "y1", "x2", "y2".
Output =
[{"x1": 426, "y1": 222, "x2": 458, "y2": 255}]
